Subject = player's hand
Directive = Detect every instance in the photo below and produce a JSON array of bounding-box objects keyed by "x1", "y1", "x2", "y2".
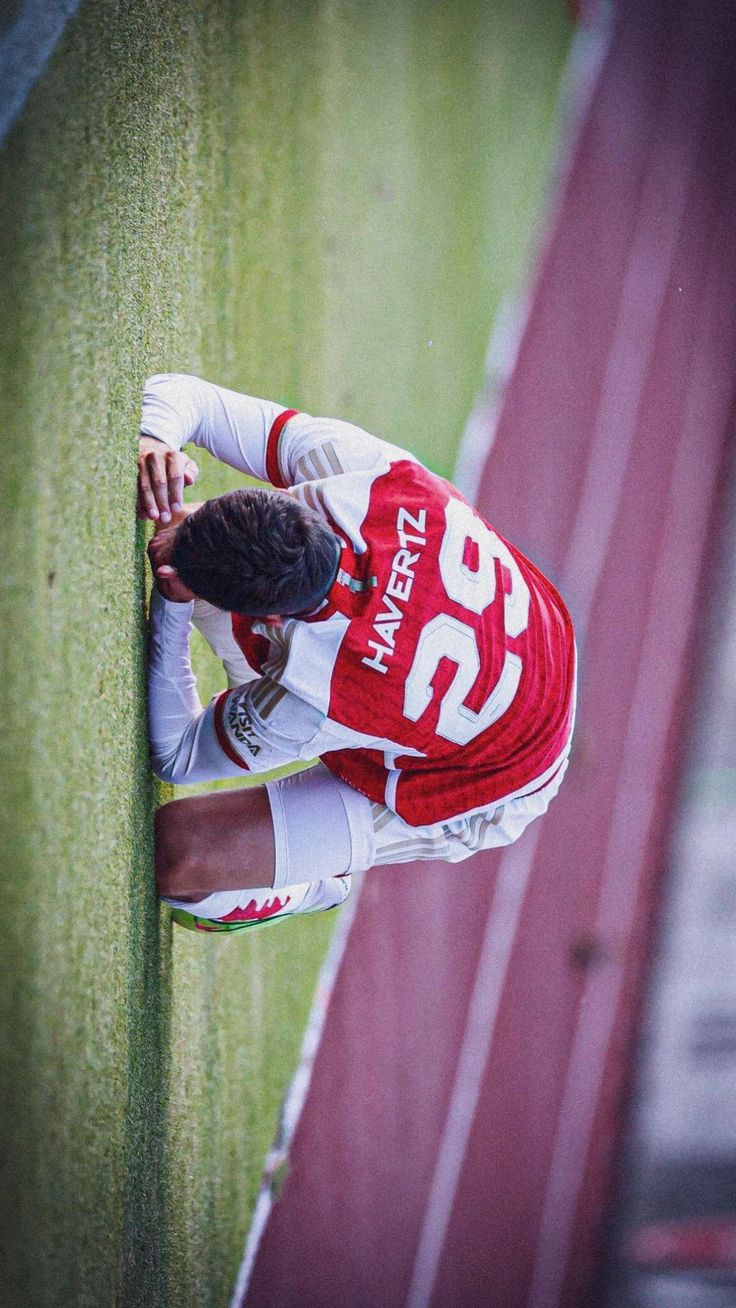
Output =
[
  {"x1": 137, "y1": 435, "x2": 199, "y2": 524},
  {"x1": 147, "y1": 518, "x2": 198, "y2": 603}
]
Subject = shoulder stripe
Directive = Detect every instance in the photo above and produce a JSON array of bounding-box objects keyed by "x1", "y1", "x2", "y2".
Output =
[
  {"x1": 250, "y1": 681, "x2": 288, "y2": 721},
  {"x1": 300, "y1": 483, "x2": 320, "y2": 513},
  {"x1": 322, "y1": 441, "x2": 344, "y2": 475},
  {"x1": 213, "y1": 690, "x2": 251, "y2": 771},
  {"x1": 308, "y1": 447, "x2": 330, "y2": 479}
]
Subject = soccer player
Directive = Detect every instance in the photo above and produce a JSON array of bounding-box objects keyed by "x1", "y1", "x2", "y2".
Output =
[{"x1": 140, "y1": 374, "x2": 576, "y2": 932}]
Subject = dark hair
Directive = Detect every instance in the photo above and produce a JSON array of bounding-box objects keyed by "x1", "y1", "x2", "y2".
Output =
[{"x1": 172, "y1": 488, "x2": 340, "y2": 615}]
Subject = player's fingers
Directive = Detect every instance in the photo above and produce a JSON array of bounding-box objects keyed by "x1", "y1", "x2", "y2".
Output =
[
  {"x1": 154, "y1": 565, "x2": 176, "y2": 601},
  {"x1": 146, "y1": 449, "x2": 172, "y2": 523},
  {"x1": 138, "y1": 456, "x2": 160, "y2": 521},
  {"x1": 156, "y1": 565, "x2": 195, "y2": 603},
  {"x1": 166, "y1": 450, "x2": 185, "y2": 514},
  {"x1": 148, "y1": 529, "x2": 174, "y2": 567},
  {"x1": 183, "y1": 457, "x2": 199, "y2": 487}
]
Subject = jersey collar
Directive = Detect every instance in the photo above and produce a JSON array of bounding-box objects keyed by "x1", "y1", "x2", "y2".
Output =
[{"x1": 297, "y1": 537, "x2": 378, "y2": 622}]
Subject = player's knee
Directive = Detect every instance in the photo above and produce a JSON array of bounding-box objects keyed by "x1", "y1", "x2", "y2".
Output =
[{"x1": 155, "y1": 799, "x2": 198, "y2": 898}]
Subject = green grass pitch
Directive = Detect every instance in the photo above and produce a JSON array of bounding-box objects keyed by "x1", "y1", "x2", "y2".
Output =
[{"x1": 0, "y1": 2, "x2": 569, "y2": 1303}]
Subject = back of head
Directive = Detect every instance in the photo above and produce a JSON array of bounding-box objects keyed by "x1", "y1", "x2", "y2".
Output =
[{"x1": 172, "y1": 488, "x2": 340, "y2": 615}]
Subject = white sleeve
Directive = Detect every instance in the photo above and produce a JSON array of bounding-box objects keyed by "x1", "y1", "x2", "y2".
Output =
[
  {"x1": 140, "y1": 373, "x2": 287, "y2": 481},
  {"x1": 211, "y1": 673, "x2": 381, "y2": 774},
  {"x1": 148, "y1": 589, "x2": 251, "y2": 784},
  {"x1": 148, "y1": 589, "x2": 356, "y2": 784},
  {"x1": 140, "y1": 373, "x2": 416, "y2": 486},
  {"x1": 191, "y1": 598, "x2": 259, "y2": 689},
  {"x1": 273, "y1": 413, "x2": 416, "y2": 488}
]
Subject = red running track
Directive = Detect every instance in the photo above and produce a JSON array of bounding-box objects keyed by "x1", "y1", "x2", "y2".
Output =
[{"x1": 244, "y1": 4, "x2": 736, "y2": 1305}]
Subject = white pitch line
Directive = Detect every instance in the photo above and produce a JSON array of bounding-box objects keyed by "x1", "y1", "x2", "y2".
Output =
[
  {"x1": 0, "y1": 0, "x2": 82, "y2": 145},
  {"x1": 453, "y1": 292, "x2": 529, "y2": 505},
  {"x1": 526, "y1": 221, "x2": 733, "y2": 1308},
  {"x1": 404, "y1": 17, "x2": 709, "y2": 1308}
]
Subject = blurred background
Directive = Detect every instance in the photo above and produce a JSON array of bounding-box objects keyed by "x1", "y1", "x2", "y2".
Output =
[{"x1": 1, "y1": 2, "x2": 734, "y2": 1305}]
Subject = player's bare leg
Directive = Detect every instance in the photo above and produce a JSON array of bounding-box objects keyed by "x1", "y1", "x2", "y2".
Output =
[{"x1": 155, "y1": 785, "x2": 275, "y2": 901}]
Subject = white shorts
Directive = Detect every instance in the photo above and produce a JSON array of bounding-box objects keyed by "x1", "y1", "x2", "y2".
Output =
[{"x1": 163, "y1": 753, "x2": 569, "y2": 923}]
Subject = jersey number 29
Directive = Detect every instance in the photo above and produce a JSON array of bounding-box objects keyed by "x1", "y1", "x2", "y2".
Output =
[{"x1": 403, "y1": 498, "x2": 530, "y2": 745}]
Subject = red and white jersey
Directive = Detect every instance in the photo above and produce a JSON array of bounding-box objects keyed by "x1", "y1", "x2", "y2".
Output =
[{"x1": 142, "y1": 374, "x2": 576, "y2": 826}]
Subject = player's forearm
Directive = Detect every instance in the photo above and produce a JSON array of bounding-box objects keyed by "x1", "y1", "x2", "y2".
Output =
[
  {"x1": 148, "y1": 591, "x2": 307, "y2": 780},
  {"x1": 140, "y1": 373, "x2": 286, "y2": 481},
  {"x1": 147, "y1": 589, "x2": 245, "y2": 784}
]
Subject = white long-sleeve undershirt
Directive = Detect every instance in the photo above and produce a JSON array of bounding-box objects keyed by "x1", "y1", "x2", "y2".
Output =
[
  {"x1": 147, "y1": 589, "x2": 249, "y2": 784},
  {"x1": 140, "y1": 373, "x2": 286, "y2": 481}
]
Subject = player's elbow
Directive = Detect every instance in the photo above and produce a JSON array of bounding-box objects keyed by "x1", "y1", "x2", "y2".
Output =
[
  {"x1": 152, "y1": 759, "x2": 180, "y2": 786},
  {"x1": 155, "y1": 798, "x2": 199, "y2": 898},
  {"x1": 151, "y1": 747, "x2": 188, "y2": 787}
]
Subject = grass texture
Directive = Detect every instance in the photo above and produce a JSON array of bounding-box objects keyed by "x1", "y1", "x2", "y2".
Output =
[{"x1": 0, "y1": 2, "x2": 569, "y2": 1303}]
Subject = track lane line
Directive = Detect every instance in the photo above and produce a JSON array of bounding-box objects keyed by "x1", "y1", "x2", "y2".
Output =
[
  {"x1": 557, "y1": 55, "x2": 706, "y2": 636},
  {"x1": 404, "y1": 25, "x2": 705, "y2": 1308},
  {"x1": 454, "y1": 14, "x2": 611, "y2": 507},
  {"x1": 526, "y1": 214, "x2": 736, "y2": 1308}
]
